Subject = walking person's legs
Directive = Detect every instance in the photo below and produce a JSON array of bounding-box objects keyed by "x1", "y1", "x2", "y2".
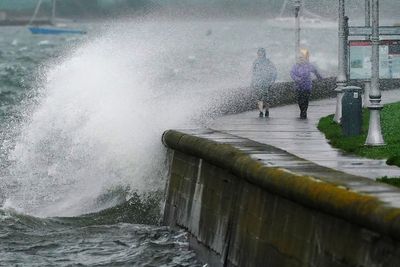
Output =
[
  {"x1": 264, "y1": 102, "x2": 269, "y2": 117},
  {"x1": 297, "y1": 91, "x2": 310, "y2": 119},
  {"x1": 303, "y1": 91, "x2": 310, "y2": 118},
  {"x1": 257, "y1": 100, "x2": 264, "y2": 117},
  {"x1": 296, "y1": 91, "x2": 303, "y2": 118},
  {"x1": 256, "y1": 86, "x2": 269, "y2": 118},
  {"x1": 264, "y1": 85, "x2": 271, "y2": 118}
]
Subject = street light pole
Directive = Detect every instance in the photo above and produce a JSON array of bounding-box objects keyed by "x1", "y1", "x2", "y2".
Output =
[
  {"x1": 363, "y1": 0, "x2": 371, "y2": 107},
  {"x1": 365, "y1": 0, "x2": 371, "y2": 26},
  {"x1": 51, "y1": 0, "x2": 56, "y2": 26},
  {"x1": 294, "y1": 0, "x2": 301, "y2": 62},
  {"x1": 334, "y1": 0, "x2": 347, "y2": 123},
  {"x1": 365, "y1": 0, "x2": 385, "y2": 146}
]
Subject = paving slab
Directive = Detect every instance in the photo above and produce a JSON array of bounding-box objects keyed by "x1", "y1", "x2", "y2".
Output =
[{"x1": 208, "y1": 89, "x2": 400, "y2": 179}]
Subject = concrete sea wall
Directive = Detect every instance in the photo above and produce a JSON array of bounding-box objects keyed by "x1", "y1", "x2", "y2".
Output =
[{"x1": 162, "y1": 130, "x2": 400, "y2": 267}]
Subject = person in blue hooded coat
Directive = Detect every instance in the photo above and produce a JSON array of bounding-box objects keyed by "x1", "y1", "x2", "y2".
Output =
[
  {"x1": 290, "y1": 48, "x2": 322, "y2": 119},
  {"x1": 251, "y1": 48, "x2": 277, "y2": 118}
]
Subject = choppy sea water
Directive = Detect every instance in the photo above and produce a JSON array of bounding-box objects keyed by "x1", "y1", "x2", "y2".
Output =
[{"x1": 0, "y1": 19, "x2": 337, "y2": 266}]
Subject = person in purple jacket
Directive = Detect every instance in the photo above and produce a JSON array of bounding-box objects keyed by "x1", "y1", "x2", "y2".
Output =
[{"x1": 290, "y1": 48, "x2": 322, "y2": 119}]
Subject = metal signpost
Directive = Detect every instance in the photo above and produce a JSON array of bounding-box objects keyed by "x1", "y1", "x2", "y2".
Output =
[
  {"x1": 294, "y1": 0, "x2": 301, "y2": 61},
  {"x1": 364, "y1": 0, "x2": 371, "y2": 107},
  {"x1": 365, "y1": 0, "x2": 384, "y2": 146},
  {"x1": 340, "y1": 0, "x2": 400, "y2": 146},
  {"x1": 349, "y1": 26, "x2": 400, "y2": 36},
  {"x1": 334, "y1": 0, "x2": 347, "y2": 123}
]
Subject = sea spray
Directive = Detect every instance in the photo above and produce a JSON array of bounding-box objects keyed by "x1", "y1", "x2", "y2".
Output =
[
  {"x1": 3, "y1": 22, "x2": 219, "y2": 217},
  {"x1": 0, "y1": 19, "x2": 338, "y2": 218}
]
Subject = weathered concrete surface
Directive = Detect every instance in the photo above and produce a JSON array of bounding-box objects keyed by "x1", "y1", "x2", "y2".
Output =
[
  {"x1": 163, "y1": 130, "x2": 400, "y2": 267},
  {"x1": 209, "y1": 89, "x2": 400, "y2": 179}
]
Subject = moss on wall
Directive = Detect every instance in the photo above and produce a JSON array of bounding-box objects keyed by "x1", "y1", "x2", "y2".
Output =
[{"x1": 163, "y1": 130, "x2": 400, "y2": 266}]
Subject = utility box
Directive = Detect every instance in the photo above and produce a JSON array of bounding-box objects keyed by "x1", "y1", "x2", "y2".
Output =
[{"x1": 342, "y1": 86, "x2": 363, "y2": 136}]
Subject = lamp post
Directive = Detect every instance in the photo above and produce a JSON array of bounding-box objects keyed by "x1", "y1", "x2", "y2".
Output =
[
  {"x1": 344, "y1": 16, "x2": 349, "y2": 80},
  {"x1": 294, "y1": 0, "x2": 301, "y2": 61},
  {"x1": 51, "y1": 0, "x2": 56, "y2": 26},
  {"x1": 365, "y1": 0, "x2": 371, "y2": 26},
  {"x1": 365, "y1": 0, "x2": 385, "y2": 146},
  {"x1": 363, "y1": 0, "x2": 371, "y2": 107},
  {"x1": 334, "y1": 0, "x2": 347, "y2": 123}
]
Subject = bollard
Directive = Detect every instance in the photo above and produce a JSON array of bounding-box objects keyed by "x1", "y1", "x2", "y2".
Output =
[{"x1": 342, "y1": 86, "x2": 363, "y2": 136}]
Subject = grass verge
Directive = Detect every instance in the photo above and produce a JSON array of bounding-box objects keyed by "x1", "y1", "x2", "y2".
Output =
[
  {"x1": 318, "y1": 102, "x2": 400, "y2": 187},
  {"x1": 376, "y1": 176, "x2": 400, "y2": 188}
]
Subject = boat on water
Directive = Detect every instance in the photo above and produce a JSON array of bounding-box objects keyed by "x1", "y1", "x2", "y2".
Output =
[
  {"x1": 29, "y1": 26, "x2": 86, "y2": 35},
  {"x1": 28, "y1": 0, "x2": 86, "y2": 35}
]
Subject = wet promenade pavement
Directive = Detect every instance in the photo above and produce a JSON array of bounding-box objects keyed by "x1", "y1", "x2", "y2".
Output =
[{"x1": 208, "y1": 89, "x2": 400, "y2": 179}]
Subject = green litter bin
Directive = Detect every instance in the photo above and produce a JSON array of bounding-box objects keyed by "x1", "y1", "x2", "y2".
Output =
[{"x1": 342, "y1": 86, "x2": 363, "y2": 136}]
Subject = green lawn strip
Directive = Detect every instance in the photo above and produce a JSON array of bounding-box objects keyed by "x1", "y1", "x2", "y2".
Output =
[
  {"x1": 317, "y1": 102, "x2": 400, "y2": 167},
  {"x1": 376, "y1": 176, "x2": 400, "y2": 188}
]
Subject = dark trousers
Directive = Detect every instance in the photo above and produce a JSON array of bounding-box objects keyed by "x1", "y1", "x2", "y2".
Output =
[{"x1": 296, "y1": 90, "x2": 311, "y2": 118}]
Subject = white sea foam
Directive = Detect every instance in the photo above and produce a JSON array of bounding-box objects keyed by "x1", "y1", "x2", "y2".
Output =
[{"x1": 4, "y1": 21, "x2": 215, "y2": 217}]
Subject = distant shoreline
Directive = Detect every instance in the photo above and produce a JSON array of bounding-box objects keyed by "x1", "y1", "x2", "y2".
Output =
[{"x1": 0, "y1": 19, "x2": 51, "y2": 26}]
